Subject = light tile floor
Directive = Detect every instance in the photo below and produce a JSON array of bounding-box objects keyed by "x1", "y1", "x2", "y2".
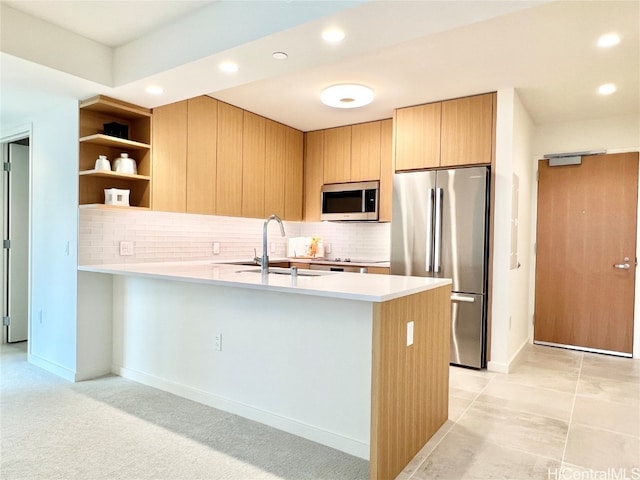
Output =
[{"x1": 396, "y1": 344, "x2": 640, "y2": 480}]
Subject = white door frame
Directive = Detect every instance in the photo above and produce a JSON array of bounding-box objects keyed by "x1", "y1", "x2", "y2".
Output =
[{"x1": 1, "y1": 124, "x2": 32, "y2": 345}]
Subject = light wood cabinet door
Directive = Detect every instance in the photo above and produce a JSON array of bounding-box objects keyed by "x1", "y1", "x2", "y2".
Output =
[
  {"x1": 378, "y1": 119, "x2": 393, "y2": 222},
  {"x1": 323, "y1": 125, "x2": 351, "y2": 184},
  {"x1": 304, "y1": 130, "x2": 324, "y2": 221},
  {"x1": 351, "y1": 121, "x2": 381, "y2": 182},
  {"x1": 186, "y1": 96, "x2": 217, "y2": 215},
  {"x1": 394, "y1": 102, "x2": 441, "y2": 171},
  {"x1": 284, "y1": 127, "x2": 303, "y2": 221},
  {"x1": 264, "y1": 119, "x2": 287, "y2": 218},
  {"x1": 242, "y1": 111, "x2": 266, "y2": 218},
  {"x1": 440, "y1": 93, "x2": 494, "y2": 167},
  {"x1": 152, "y1": 100, "x2": 187, "y2": 212},
  {"x1": 216, "y1": 102, "x2": 244, "y2": 217}
]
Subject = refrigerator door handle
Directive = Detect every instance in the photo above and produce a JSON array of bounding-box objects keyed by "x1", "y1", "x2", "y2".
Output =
[
  {"x1": 451, "y1": 294, "x2": 476, "y2": 303},
  {"x1": 426, "y1": 188, "x2": 434, "y2": 272},
  {"x1": 434, "y1": 188, "x2": 443, "y2": 273}
]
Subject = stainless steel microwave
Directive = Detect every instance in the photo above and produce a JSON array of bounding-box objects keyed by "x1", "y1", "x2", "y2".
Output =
[{"x1": 321, "y1": 181, "x2": 379, "y2": 221}]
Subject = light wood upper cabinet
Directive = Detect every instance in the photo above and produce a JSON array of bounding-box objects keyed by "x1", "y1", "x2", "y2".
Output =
[
  {"x1": 394, "y1": 102, "x2": 441, "y2": 171},
  {"x1": 440, "y1": 93, "x2": 495, "y2": 167},
  {"x1": 378, "y1": 119, "x2": 393, "y2": 222},
  {"x1": 242, "y1": 111, "x2": 266, "y2": 218},
  {"x1": 351, "y1": 121, "x2": 381, "y2": 182},
  {"x1": 264, "y1": 120, "x2": 287, "y2": 218},
  {"x1": 323, "y1": 126, "x2": 351, "y2": 184},
  {"x1": 186, "y1": 96, "x2": 217, "y2": 215},
  {"x1": 304, "y1": 130, "x2": 324, "y2": 222},
  {"x1": 284, "y1": 127, "x2": 303, "y2": 221},
  {"x1": 216, "y1": 102, "x2": 244, "y2": 217},
  {"x1": 152, "y1": 100, "x2": 187, "y2": 212}
]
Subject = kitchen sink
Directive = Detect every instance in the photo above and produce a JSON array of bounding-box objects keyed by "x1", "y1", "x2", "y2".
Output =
[{"x1": 236, "y1": 267, "x2": 335, "y2": 277}]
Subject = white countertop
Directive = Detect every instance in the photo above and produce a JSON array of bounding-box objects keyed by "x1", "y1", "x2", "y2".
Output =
[{"x1": 79, "y1": 261, "x2": 450, "y2": 303}]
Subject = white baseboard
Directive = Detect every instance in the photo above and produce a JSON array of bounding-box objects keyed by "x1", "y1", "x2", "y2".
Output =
[
  {"x1": 29, "y1": 353, "x2": 76, "y2": 382},
  {"x1": 112, "y1": 364, "x2": 370, "y2": 460},
  {"x1": 487, "y1": 338, "x2": 530, "y2": 374}
]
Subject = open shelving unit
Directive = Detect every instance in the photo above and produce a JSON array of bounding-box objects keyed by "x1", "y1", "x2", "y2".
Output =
[{"x1": 79, "y1": 95, "x2": 152, "y2": 208}]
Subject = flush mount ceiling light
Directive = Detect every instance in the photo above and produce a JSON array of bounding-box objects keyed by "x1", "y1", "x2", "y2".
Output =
[
  {"x1": 598, "y1": 83, "x2": 617, "y2": 95},
  {"x1": 272, "y1": 51, "x2": 288, "y2": 60},
  {"x1": 146, "y1": 85, "x2": 164, "y2": 95},
  {"x1": 219, "y1": 61, "x2": 239, "y2": 73},
  {"x1": 322, "y1": 28, "x2": 345, "y2": 43},
  {"x1": 320, "y1": 84, "x2": 374, "y2": 109},
  {"x1": 597, "y1": 33, "x2": 621, "y2": 48}
]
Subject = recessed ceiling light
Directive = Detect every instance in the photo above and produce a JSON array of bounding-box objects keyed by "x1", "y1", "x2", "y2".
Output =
[
  {"x1": 272, "y1": 51, "x2": 288, "y2": 60},
  {"x1": 598, "y1": 83, "x2": 617, "y2": 95},
  {"x1": 219, "y1": 61, "x2": 239, "y2": 73},
  {"x1": 597, "y1": 33, "x2": 620, "y2": 48},
  {"x1": 322, "y1": 28, "x2": 345, "y2": 44},
  {"x1": 321, "y1": 84, "x2": 374, "y2": 109},
  {"x1": 146, "y1": 85, "x2": 164, "y2": 95}
]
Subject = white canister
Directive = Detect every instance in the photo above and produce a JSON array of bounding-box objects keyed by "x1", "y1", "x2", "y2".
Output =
[
  {"x1": 94, "y1": 155, "x2": 111, "y2": 171},
  {"x1": 113, "y1": 153, "x2": 137, "y2": 174}
]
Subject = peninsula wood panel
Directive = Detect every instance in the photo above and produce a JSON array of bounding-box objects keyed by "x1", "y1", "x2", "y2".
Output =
[
  {"x1": 370, "y1": 285, "x2": 450, "y2": 480},
  {"x1": 264, "y1": 119, "x2": 287, "y2": 218},
  {"x1": 152, "y1": 100, "x2": 187, "y2": 212},
  {"x1": 440, "y1": 93, "x2": 494, "y2": 167},
  {"x1": 323, "y1": 125, "x2": 352, "y2": 184},
  {"x1": 284, "y1": 127, "x2": 304, "y2": 221},
  {"x1": 216, "y1": 102, "x2": 244, "y2": 217},
  {"x1": 378, "y1": 119, "x2": 393, "y2": 222},
  {"x1": 394, "y1": 102, "x2": 441, "y2": 171},
  {"x1": 304, "y1": 130, "x2": 324, "y2": 221},
  {"x1": 351, "y1": 121, "x2": 381, "y2": 182},
  {"x1": 186, "y1": 96, "x2": 217, "y2": 215},
  {"x1": 242, "y1": 111, "x2": 266, "y2": 218}
]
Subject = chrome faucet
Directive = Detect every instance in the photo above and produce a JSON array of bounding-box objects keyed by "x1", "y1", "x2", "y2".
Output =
[{"x1": 261, "y1": 214, "x2": 286, "y2": 275}]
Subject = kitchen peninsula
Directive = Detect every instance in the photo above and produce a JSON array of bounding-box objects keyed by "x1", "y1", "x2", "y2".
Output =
[{"x1": 77, "y1": 262, "x2": 451, "y2": 480}]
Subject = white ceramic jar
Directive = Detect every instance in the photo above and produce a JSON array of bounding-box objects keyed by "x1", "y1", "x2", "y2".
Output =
[
  {"x1": 94, "y1": 155, "x2": 111, "y2": 171},
  {"x1": 113, "y1": 153, "x2": 137, "y2": 174}
]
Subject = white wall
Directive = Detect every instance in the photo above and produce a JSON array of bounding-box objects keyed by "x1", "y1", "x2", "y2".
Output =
[
  {"x1": 490, "y1": 88, "x2": 534, "y2": 372},
  {"x1": 1, "y1": 101, "x2": 80, "y2": 380},
  {"x1": 531, "y1": 112, "x2": 640, "y2": 359}
]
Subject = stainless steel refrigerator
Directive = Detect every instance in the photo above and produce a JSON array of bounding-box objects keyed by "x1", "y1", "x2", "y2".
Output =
[{"x1": 390, "y1": 166, "x2": 490, "y2": 368}]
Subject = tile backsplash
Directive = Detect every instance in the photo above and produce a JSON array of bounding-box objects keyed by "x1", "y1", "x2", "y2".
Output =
[{"x1": 78, "y1": 208, "x2": 390, "y2": 265}]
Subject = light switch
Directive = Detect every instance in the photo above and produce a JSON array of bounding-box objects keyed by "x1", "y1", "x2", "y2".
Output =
[
  {"x1": 407, "y1": 321, "x2": 414, "y2": 346},
  {"x1": 213, "y1": 242, "x2": 220, "y2": 255}
]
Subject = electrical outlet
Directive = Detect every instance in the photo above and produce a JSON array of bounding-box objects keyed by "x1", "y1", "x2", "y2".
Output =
[
  {"x1": 213, "y1": 242, "x2": 220, "y2": 255},
  {"x1": 214, "y1": 333, "x2": 222, "y2": 351},
  {"x1": 406, "y1": 321, "x2": 414, "y2": 346},
  {"x1": 119, "y1": 241, "x2": 133, "y2": 256},
  {"x1": 325, "y1": 243, "x2": 332, "y2": 254}
]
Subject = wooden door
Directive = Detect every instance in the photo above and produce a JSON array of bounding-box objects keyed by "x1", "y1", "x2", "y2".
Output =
[
  {"x1": 152, "y1": 100, "x2": 187, "y2": 212},
  {"x1": 350, "y1": 120, "x2": 381, "y2": 182},
  {"x1": 394, "y1": 102, "x2": 441, "y2": 171},
  {"x1": 378, "y1": 119, "x2": 393, "y2": 222},
  {"x1": 303, "y1": 130, "x2": 324, "y2": 221},
  {"x1": 264, "y1": 119, "x2": 287, "y2": 219},
  {"x1": 534, "y1": 152, "x2": 638, "y2": 354},
  {"x1": 284, "y1": 126, "x2": 303, "y2": 221},
  {"x1": 186, "y1": 96, "x2": 217, "y2": 215},
  {"x1": 323, "y1": 125, "x2": 351, "y2": 184},
  {"x1": 242, "y1": 111, "x2": 266, "y2": 218},
  {"x1": 440, "y1": 93, "x2": 494, "y2": 167},
  {"x1": 216, "y1": 102, "x2": 243, "y2": 217}
]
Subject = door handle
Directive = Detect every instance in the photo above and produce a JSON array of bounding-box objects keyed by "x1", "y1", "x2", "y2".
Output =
[
  {"x1": 614, "y1": 256, "x2": 631, "y2": 270},
  {"x1": 434, "y1": 188, "x2": 443, "y2": 273},
  {"x1": 451, "y1": 294, "x2": 476, "y2": 303},
  {"x1": 613, "y1": 263, "x2": 631, "y2": 270}
]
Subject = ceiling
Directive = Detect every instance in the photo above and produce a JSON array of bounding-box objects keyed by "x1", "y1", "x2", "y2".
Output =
[{"x1": 1, "y1": 0, "x2": 638, "y2": 132}]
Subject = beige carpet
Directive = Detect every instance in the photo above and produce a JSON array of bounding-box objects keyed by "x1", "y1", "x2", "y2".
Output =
[{"x1": 0, "y1": 343, "x2": 368, "y2": 480}]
